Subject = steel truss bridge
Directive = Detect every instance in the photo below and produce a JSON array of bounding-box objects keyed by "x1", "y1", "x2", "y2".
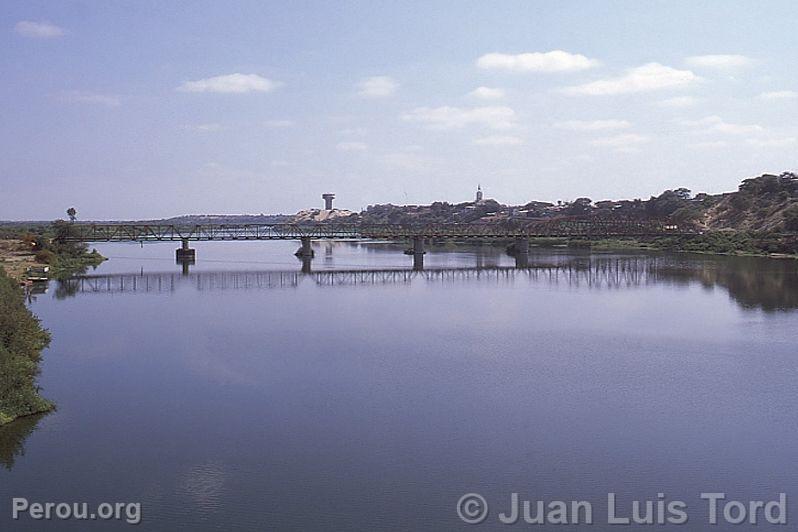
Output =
[
  {"x1": 60, "y1": 220, "x2": 693, "y2": 243},
  {"x1": 61, "y1": 257, "x2": 683, "y2": 295}
]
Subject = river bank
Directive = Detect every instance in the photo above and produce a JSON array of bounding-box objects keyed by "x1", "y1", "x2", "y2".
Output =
[
  {"x1": 0, "y1": 269, "x2": 53, "y2": 426},
  {"x1": 496, "y1": 233, "x2": 797, "y2": 260},
  {"x1": 0, "y1": 240, "x2": 42, "y2": 280},
  {"x1": 0, "y1": 229, "x2": 106, "y2": 282}
]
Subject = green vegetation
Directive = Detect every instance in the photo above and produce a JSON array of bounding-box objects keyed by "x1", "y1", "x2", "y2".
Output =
[
  {"x1": 18, "y1": 220, "x2": 105, "y2": 278},
  {"x1": 0, "y1": 268, "x2": 53, "y2": 426},
  {"x1": 563, "y1": 232, "x2": 798, "y2": 257}
]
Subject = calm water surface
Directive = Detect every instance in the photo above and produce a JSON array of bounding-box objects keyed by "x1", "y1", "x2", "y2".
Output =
[{"x1": 2, "y1": 241, "x2": 798, "y2": 530}]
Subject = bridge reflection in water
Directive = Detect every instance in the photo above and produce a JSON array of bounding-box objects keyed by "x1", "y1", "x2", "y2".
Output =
[{"x1": 63, "y1": 256, "x2": 676, "y2": 295}]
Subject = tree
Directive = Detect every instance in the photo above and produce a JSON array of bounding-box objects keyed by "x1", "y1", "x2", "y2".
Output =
[
  {"x1": 66, "y1": 207, "x2": 77, "y2": 222},
  {"x1": 566, "y1": 197, "x2": 593, "y2": 216},
  {"x1": 51, "y1": 220, "x2": 88, "y2": 257}
]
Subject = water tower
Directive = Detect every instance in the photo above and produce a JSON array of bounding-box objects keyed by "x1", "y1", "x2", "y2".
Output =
[{"x1": 322, "y1": 193, "x2": 335, "y2": 210}]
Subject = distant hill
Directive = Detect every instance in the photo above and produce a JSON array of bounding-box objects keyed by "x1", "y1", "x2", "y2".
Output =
[
  {"x1": 150, "y1": 214, "x2": 291, "y2": 225},
  {"x1": 342, "y1": 172, "x2": 798, "y2": 234},
  {"x1": 3, "y1": 172, "x2": 797, "y2": 235}
]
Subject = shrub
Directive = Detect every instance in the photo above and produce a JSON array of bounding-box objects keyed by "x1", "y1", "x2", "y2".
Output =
[
  {"x1": 783, "y1": 204, "x2": 798, "y2": 231},
  {"x1": 0, "y1": 269, "x2": 53, "y2": 425},
  {"x1": 34, "y1": 249, "x2": 55, "y2": 264}
]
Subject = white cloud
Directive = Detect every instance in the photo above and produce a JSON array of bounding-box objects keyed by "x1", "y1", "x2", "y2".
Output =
[
  {"x1": 685, "y1": 54, "x2": 753, "y2": 69},
  {"x1": 759, "y1": 90, "x2": 798, "y2": 100},
  {"x1": 659, "y1": 96, "x2": 699, "y2": 108},
  {"x1": 177, "y1": 73, "x2": 279, "y2": 94},
  {"x1": 564, "y1": 63, "x2": 700, "y2": 95},
  {"x1": 60, "y1": 90, "x2": 120, "y2": 107},
  {"x1": 339, "y1": 127, "x2": 367, "y2": 136},
  {"x1": 746, "y1": 137, "x2": 797, "y2": 148},
  {"x1": 691, "y1": 140, "x2": 728, "y2": 149},
  {"x1": 468, "y1": 87, "x2": 506, "y2": 100},
  {"x1": 15, "y1": 20, "x2": 64, "y2": 38},
  {"x1": 357, "y1": 76, "x2": 397, "y2": 97},
  {"x1": 554, "y1": 119, "x2": 631, "y2": 131},
  {"x1": 473, "y1": 135, "x2": 524, "y2": 146},
  {"x1": 680, "y1": 115, "x2": 764, "y2": 135},
  {"x1": 264, "y1": 119, "x2": 294, "y2": 128},
  {"x1": 186, "y1": 123, "x2": 223, "y2": 132},
  {"x1": 402, "y1": 106, "x2": 516, "y2": 130},
  {"x1": 590, "y1": 133, "x2": 650, "y2": 148},
  {"x1": 477, "y1": 50, "x2": 599, "y2": 72},
  {"x1": 336, "y1": 141, "x2": 368, "y2": 152}
]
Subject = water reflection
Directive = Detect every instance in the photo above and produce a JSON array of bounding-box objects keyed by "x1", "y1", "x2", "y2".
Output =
[
  {"x1": 56, "y1": 254, "x2": 798, "y2": 312},
  {"x1": 7, "y1": 243, "x2": 798, "y2": 530},
  {"x1": 0, "y1": 414, "x2": 46, "y2": 470},
  {"x1": 178, "y1": 462, "x2": 227, "y2": 513}
]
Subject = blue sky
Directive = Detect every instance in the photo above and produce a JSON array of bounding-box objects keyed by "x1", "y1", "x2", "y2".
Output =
[{"x1": 2, "y1": 1, "x2": 797, "y2": 220}]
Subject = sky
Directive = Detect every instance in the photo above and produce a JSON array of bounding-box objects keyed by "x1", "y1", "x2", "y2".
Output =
[{"x1": 2, "y1": 0, "x2": 797, "y2": 220}]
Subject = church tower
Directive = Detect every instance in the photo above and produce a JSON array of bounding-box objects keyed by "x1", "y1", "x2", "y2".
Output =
[{"x1": 475, "y1": 185, "x2": 483, "y2": 202}]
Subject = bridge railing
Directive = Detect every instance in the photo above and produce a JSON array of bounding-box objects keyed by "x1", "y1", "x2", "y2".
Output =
[{"x1": 58, "y1": 220, "x2": 696, "y2": 242}]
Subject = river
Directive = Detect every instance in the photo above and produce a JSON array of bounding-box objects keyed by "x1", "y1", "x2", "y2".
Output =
[{"x1": 2, "y1": 241, "x2": 798, "y2": 530}]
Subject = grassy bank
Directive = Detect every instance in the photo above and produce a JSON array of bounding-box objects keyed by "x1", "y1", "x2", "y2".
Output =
[
  {"x1": 0, "y1": 221, "x2": 106, "y2": 281},
  {"x1": 0, "y1": 268, "x2": 54, "y2": 425},
  {"x1": 562, "y1": 232, "x2": 798, "y2": 258},
  {"x1": 47, "y1": 249, "x2": 105, "y2": 278}
]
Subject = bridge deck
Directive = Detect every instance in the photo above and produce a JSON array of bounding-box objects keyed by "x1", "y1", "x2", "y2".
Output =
[{"x1": 61, "y1": 221, "x2": 694, "y2": 242}]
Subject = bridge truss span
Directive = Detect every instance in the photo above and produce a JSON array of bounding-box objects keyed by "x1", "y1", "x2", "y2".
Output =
[{"x1": 62, "y1": 220, "x2": 694, "y2": 243}]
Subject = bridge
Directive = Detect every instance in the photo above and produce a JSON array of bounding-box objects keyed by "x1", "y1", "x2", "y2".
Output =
[
  {"x1": 59, "y1": 220, "x2": 694, "y2": 267},
  {"x1": 61, "y1": 220, "x2": 690, "y2": 241}
]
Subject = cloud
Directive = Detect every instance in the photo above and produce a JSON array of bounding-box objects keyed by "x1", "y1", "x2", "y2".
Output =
[
  {"x1": 186, "y1": 123, "x2": 223, "y2": 132},
  {"x1": 402, "y1": 106, "x2": 516, "y2": 130},
  {"x1": 477, "y1": 50, "x2": 599, "y2": 72},
  {"x1": 177, "y1": 74, "x2": 279, "y2": 94},
  {"x1": 564, "y1": 63, "x2": 700, "y2": 95},
  {"x1": 339, "y1": 127, "x2": 367, "y2": 136},
  {"x1": 685, "y1": 54, "x2": 753, "y2": 69},
  {"x1": 336, "y1": 141, "x2": 368, "y2": 152},
  {"x1": 473, "y1": 135, "x2": 524, "y2": 146},
  {"x1": 680, "y1": 115, "x2": 764, "y2": 135},
  {"x1": 264, "y1": 119, "x2": 294, "y2": 128},
  {"x1": 468, "y1": 87, "x2": 506, "y2": 100},
  {"x1": 357, "y1": 76, "x2": 397, "y2": 97},
  {"x1": 759, "y1": 90, "x2": 798, "y2": 100},
  {"x1": 60, "y1": 90, "x2": 120, "y2": 107},
  {"x1": 554, "y1": 119, "x2": 631, "y2": 131},
  {"x1": 590, "y1": 133, "x2": 650, "y2": 148},
  {"x1": 659, "y1": 96, "x2": 699, "y2": 108},
  {"x1": 746, "y1": 137, "x2": 797, "y2": 148},
  {"x1": 14, "y1": 20, "x2": 64, "y2": 38},
  {"x1": 691, "y1": 140, "x2": 728, "y2": 149}
]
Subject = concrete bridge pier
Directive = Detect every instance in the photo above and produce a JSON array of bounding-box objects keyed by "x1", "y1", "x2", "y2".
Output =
[
  {"x1": 300, "y1": 256, "x2": 313, "y2": 274},
  {"x1": 176, "y1": 238, "x2": 196, "y2": 263},
  {"x1": 412, "y1": 236, "x2": 426, "y2": 255},
  {"x1": 413, "y1": 253, "x2": 424, "y2": 271},
  {"x1": 411, "y1": 236, "x2": 425, "y2": 270},
  {"x1": 295, "y1": 237, "x2": 314, "y2": 258},
  {"x1": 514, "y1": 238, "x2": 529, "y2": 268}
]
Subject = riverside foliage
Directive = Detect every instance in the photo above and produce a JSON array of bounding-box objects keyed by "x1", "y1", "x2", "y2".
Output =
[{"x1": 0, "y1": 268, "x2": 53, "y2": 425}]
